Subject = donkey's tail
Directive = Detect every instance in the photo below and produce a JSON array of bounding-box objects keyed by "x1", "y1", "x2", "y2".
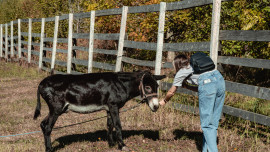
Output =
[{"x1": 33, "y1": 87, "x2": 41, "y2": 120}]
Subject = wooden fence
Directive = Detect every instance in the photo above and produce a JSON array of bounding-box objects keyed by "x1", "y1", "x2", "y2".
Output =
[{"x1": 0, "y1": 0, "x2": 269, "y2": 127}]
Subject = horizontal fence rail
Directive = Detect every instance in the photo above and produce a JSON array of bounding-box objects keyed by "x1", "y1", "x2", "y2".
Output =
[
  {"x1": 122, "y1": 56, "x2": 155, "y2": 67},
  {"x1": 73, "y1": 33, "x2": 122, "y2": 40},
  {"x1": 219, "y1": 30, "x2": 270, "y2": 42},
  {"x1": 163, "y1": 42, "x2": 211, "y2": 52},
  {"x1": 218, "y1": 56, "x2": 270, "y2": 69},
  {"x1": 0, "y1": 0, "x2": 269, "y2": 128},
  {"x1": 124, "y1": 41, "x2": 211, "y2": 52}
]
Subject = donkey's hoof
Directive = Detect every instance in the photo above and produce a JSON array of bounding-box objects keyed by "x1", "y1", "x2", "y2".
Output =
[
  {"x1": 121, "y1": 146, "x2": 130, "y2": 151},
  {"x1": 108, "y1": 142, "x2": 116, "y2": 148},
  {"x1": 46, "y1": 148, "x2": 53, "y2": 152}
]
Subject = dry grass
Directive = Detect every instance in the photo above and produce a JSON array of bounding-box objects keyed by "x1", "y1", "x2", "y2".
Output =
[{"x1": 0, "y1": 61, "x2": 269, "y2": 152}]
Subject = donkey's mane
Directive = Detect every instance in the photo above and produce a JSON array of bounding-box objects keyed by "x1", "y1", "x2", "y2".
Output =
[{"x1": 117, "y1": 71, "x2": 151, "y2": 82}]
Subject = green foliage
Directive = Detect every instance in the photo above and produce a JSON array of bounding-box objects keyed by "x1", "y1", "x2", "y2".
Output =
[
  {"x1": 0, "y1": 0, "x2": 269, "y2": 58},
  {"x1": 0, "y1": 0, "x2": 23, "y2": 23},
  {"x1": 34, "y1": 0, "x2": 69, "y2": 17},
  {"x1": 164, "y1": 5, "x2": 212, "y2": 43},
  {"x1": 221, "y1": 0, "x2": 270, "y2": 59}
]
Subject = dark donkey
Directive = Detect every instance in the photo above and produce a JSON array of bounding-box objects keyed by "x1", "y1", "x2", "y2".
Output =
[{"x1": 33, "y1": 71, "x2": 165, "y2": 152}]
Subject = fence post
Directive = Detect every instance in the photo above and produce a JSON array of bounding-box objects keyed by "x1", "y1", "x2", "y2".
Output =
[
  {"x1": 5, "y1": 23, "x2": 8, "y2": 59},
  {"x1": 88, "y1": 11, "x2": 95, "y2": 73},
  {"x1": 51, "y1": 16, "x2": 59, "y2": 72},
  {"x1": 39, "y1": 18, "x2": 45, "y2": 70},
  {"x1": 210, "y1": 0, "x2": 221, "y2": 68},
  {"x1": 67, "y1": 14, "x2": 73, "y2": 74},
  {"x1": 115, "y1": 6, "x2": 128, "y2": 72},
  {"x1": 18, "y1": 19, "x2": 21, "y2": 59},
  {"x1": 27, "y1": 18, "x2": 32, "y2": 63},
  {"x1": 155, "y1": 2, "x2": 166, "y2": 76},
  {"x1": 10, "y1": 21, "x2": 14, "y2": 58},
  {"x1": 0, "y1": 24, "x2": 2, "y2": 58}
]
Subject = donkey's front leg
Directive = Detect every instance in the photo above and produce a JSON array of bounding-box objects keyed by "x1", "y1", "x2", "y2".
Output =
[{"x1": 109, "y1": 105, "x2": 129, "y2": 151}]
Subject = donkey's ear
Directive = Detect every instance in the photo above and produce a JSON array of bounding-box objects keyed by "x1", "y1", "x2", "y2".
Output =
[{"x1": 153, "y1": 75, "x2": 166, "y2": 80}]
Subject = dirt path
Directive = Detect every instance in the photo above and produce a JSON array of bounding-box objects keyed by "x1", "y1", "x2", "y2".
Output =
[{"x1": 0, "y1": 78, "x2": 40, "y2": 103}]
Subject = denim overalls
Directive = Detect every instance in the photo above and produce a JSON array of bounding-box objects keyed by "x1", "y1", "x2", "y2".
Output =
[{"x1": 198, "y1": 70, "x2": 225, "y2": 152}]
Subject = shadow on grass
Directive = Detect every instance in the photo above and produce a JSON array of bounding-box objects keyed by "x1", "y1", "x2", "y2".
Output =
[
  {"x1": 52, "y1": 129, "x2": 159, "y2": 151},
  {"x1": 173, "y1": 129, "x2": 203, "y2": 151}
]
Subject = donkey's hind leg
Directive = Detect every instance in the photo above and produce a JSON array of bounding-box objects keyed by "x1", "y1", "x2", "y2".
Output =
[
  {"x1": 40, "y1": 112, "x2": 59, "y2": 152},
  {"x1": 107, "y1": 111, "x2": 115, "y2": 147}
]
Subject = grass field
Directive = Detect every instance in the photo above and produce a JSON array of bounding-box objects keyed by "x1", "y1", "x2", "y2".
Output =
[{"x1": 0, "y1": 61, "x2": 269, "y2": 152}]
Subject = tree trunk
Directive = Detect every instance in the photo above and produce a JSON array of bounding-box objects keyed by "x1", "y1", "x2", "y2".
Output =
[
  {"x1": 165, "y1": 28, "x2": 175, "y2": 62},
  {"x1": 167, "y1": 51, "x2": 175, "y2": 62}
]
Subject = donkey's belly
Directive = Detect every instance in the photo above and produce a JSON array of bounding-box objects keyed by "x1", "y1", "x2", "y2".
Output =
[{"x1": 66, "y1": 103, "x2": 109, "y2": 114}]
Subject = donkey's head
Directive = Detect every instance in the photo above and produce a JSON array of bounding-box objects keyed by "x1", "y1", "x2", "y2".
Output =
[{"x1": 139, "y1": 71, "x2": 166, "y2": 112}]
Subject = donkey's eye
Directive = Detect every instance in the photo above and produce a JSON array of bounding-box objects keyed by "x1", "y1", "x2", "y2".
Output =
[{"x1": 145, "y1": 86, "x2": 152, "y2": 92}]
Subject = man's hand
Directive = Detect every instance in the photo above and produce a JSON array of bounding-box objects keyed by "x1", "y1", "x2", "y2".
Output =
[{"x1": 159, "y1": 99, "x2": 166, "y2": 106}]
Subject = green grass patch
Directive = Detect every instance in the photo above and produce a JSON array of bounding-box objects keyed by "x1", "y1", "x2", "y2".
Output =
[
  {"x1": 225, "y1": 92, "x2": 270, "y2": 116},
  {"x1": 0, "y1": 62, "x2": 47, "y2": 79}
]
